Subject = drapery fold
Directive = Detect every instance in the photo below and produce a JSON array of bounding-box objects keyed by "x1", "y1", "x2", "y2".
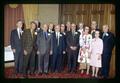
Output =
[{"x1": 23, "y1": 4, "x2": 39, "y2": 28}]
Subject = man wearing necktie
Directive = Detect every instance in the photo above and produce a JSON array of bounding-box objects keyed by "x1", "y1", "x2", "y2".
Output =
[
  {"x1": 101, "y1": 25, "x2": 115, "y2": 78},
  {"x1": 36, "y1": 24, "x2": 52, "y2": 75},
  {"x1": 51, "y1": 25, "x2": 65, "y2": 72},
  {"x1": 44, "y1": 31, "x2": 48, "y2": 40},
  {"x1": 10, "y1": 20, "x2": 24, "y2": 76},
  {"x1": 22, "y1": 21, "x2": 37, "y2": 77},
  {"x1": 66, "y1": 23, "x2": 80, "y2": 73},
  {"x1": 48, "y1": 23, "x2": 54, "y2": 72},
  {"x1": 91, "y1": 21, "x2": 102, "y2": 38}
]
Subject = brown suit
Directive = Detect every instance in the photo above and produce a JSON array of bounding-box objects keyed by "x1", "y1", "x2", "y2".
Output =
[{"x1": 22, "y1": 29, "x2": 37, "y2": 74}]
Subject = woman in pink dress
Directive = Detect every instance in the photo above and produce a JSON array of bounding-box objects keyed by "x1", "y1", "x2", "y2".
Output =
[{"x1": 90, "y1": 30, "x2": 103, "y2": 78}]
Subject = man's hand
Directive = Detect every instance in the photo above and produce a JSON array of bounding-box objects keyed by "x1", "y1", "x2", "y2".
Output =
[
  {"x1": 24, "y1": 50, "x2": 27, "y2": 55},
  {"x1": 50, "y1": 50, "x2": 53, "y2": 55},
  {"x1": 37, "y1": 51, "x2": 40, "y2": 55},
  {"x1": 63, "y1": 51, "x2": 66, "y2": 54},
  {"x1": 70, "y1": 46, "x2": 73, "y2": 50},
  {"x1": 73, "y1": 46, "x2": 77, "y2": 50},
  {"x1": 12, "y1": 49, "x2": 16, "y2": 53}
]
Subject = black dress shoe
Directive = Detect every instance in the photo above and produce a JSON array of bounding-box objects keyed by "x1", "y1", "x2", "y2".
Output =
[
  {"x1": 23, "y1": 74, "x2": 28, "y2": 78},
  {"x1": 38, "y1": 73, "x2": 42, "y2": 75},
  {"x1": 67, "y1": 70, "x2": 71, "y2": 73},
  {"x1": 44, "y1": 72, "x2": 48, "y2": 75}
]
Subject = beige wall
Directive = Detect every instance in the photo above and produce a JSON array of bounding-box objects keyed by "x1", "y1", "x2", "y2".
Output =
[{"x1": 38, "y1": 4, "x2": 59, "y2": 27}]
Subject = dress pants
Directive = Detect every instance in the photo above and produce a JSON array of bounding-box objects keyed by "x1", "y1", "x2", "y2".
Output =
[
  {"x1": 67, "y1": 50, "x2": 78, "y2": 72},
  {"x1": 23, "y1": 50, "x2": 35, "y2": 75},
  {"x1": 38, "y1": 52, "x2": 49, "y2": 73},
  {"x1": 52, "y1": 47, "x2": 63, "y2": 72},
  {"x1": 101, "y1": 54, "x2": 112, "y2": 78},
  {"x1": 14, "y1": 50, "x2": 23, "y2": 74}
]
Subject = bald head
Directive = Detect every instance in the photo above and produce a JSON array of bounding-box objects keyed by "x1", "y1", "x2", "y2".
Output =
[
  {"x1": 103, "y1": 24, "x2": 109, "y2": 33},
  {"x1": 42, "y1": 24, "x2": 48, "y2": 32},
  {"x1": 91, "y1": 21, "x2": 97, "y2": 30}
]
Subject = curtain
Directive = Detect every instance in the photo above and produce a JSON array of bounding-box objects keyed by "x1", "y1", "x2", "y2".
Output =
[
  {"x1": 4, "y1": 4, "x2": 24, "y2": 46},
  {"x1": 22, "y1": 4, "x2": 39, "y2": 29}
]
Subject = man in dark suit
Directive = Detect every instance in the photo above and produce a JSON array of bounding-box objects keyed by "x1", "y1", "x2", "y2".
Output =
[
  {"x1": 51, "y1": 24, "x2": 66, "y2": 73},
  {"x1": 48, "y1": 23, "x2": 54, "y2": 72},
  {"x1": 66, "y1": 21, "x2": 71, "y2": 32},
  {"x1": 60, "y1": 24, "x2": 67, "y2": 71},
  {"x1": 101, "y1": 25, "x2": 115, "y2": 78},
  {"x1": 22, "y1": 21, "x2": 37, "y2": 77},
  {"x1": 91, "y1": 21, "x2": 102, "y2": 38},
  {"x1": 36, "y1": 24, "x2": 52, "y2": 75},
  {"x1": 66, "y1": 23, "x2": 80, "y2": 73},
  {"x1": 10, "y1": 20, "x2": 24, "y2": 75},
  {"x1": 34, "y1": 20, "x2": 42, "y2": 74}
]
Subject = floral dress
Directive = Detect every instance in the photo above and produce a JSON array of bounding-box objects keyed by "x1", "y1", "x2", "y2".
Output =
[{"x1": 77, "y1": 34, "x2": 92, "y2": 69}]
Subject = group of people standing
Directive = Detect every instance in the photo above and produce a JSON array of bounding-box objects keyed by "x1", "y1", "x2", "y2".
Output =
[{"x1": 10, "y1": 20, "x2": 114, "y2": 78}]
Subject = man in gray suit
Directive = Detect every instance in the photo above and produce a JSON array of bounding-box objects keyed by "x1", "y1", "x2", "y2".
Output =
[{"x1": 36, "y1": 24, "x2": 52, "y2": 75}]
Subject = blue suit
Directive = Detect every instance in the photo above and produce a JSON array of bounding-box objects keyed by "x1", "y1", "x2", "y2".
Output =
[
  {"x1": 51, "y1": 32, "x2": 65, "y2": 72},
  {"x1": 101, "y1": 32, "x2": 115, "y2": 78},
  {"x1": 10, "y1": 29, "x2": 23, "y2": 74}
]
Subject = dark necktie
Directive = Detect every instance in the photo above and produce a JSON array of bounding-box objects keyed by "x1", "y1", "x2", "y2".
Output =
[
  {"x1": 44, "y1": 32, "x2": 47, "y2": 40},
  {"x1": 92, "y1": 31, "x2": 95, "y2": 38}
]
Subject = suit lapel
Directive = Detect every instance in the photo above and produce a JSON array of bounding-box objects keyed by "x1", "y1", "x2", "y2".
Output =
[
  {"x1": 15, "y1": 29, "x2": 20, "y2": 39},
  {"x1": 103, "y1": 33, "x2": 111, "y2": 41},
  {"x1": 53, "y1": 32, "x2": 57, "y2": 44}
]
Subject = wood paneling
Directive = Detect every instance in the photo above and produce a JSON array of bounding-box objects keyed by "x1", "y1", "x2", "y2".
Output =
[
  {"x1": 60, "y1": 4, "x2": 115, "y2": 32},
  {"x1": 4, "y1": 4, "x2": 24, "y2": 46},
  {"x1": 59, "y1": 4, "x2": 115, "y2": 78}
]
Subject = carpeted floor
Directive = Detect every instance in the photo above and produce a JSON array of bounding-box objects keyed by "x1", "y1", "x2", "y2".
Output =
[{"x1": 5, "y1": 67, "x2": 103, "y2": 79}]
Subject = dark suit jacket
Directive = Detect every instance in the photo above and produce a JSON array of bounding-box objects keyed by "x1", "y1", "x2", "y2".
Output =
[
  {"x1": 102, "y1": 32, "x2": 115, "y2": 55},
  {"x1": 10, "y1": 29, "x2": 22, "y2": 51},
  {"x1": 36, "y1": 31, "x2": 52, "y2": 55},
  {"x1": 66, "y1": 31, "x2": 80, "y2": 52},
  {"x1": 61, "y1": 32, "x2": 67, "y2": 50},
  {"x1": 22, "y1": 29, "x2": 37, "y2": 55},
  {"x1": 52, "y1": 32, "x2": 65, "y2": 55}
]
